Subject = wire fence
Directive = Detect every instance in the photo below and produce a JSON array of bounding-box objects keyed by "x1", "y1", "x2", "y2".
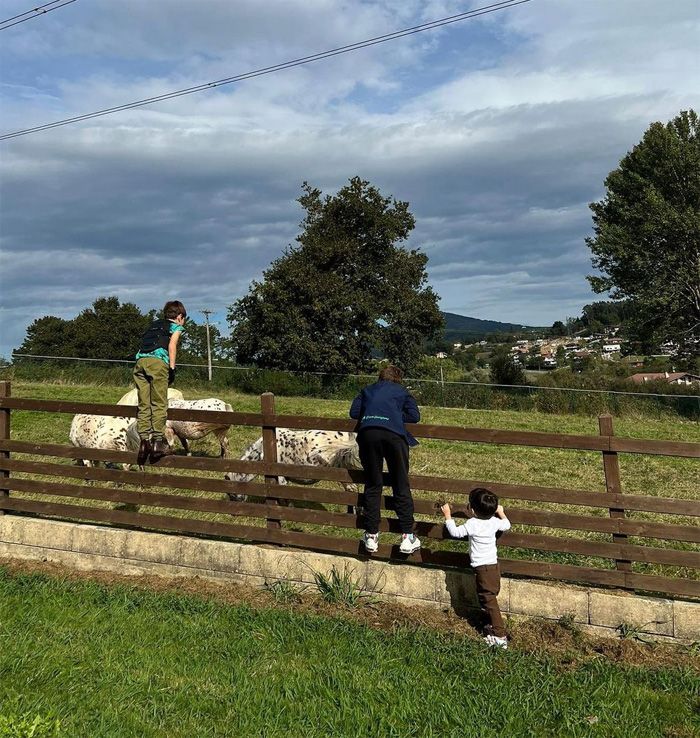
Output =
[{"x1": 4, "y1": 353, "x2": 700, "y2": 419}]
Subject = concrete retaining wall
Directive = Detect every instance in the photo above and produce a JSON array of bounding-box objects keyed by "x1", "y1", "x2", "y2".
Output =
[{"x1": 1, "y1": 516, "x2": 697, "y2": 642}]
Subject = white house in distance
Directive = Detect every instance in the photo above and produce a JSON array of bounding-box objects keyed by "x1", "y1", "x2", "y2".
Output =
[
  {"x1": 629, "y1": 372, "x2": 700, "y2": 386},
  {"x1": 602, "y1": 341, "x2": 622, "y2": 353}
]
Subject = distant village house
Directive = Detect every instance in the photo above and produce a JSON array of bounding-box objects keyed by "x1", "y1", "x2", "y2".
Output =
[{"x1": 629, "y1": 372, "x2": 700, "y2": 386}]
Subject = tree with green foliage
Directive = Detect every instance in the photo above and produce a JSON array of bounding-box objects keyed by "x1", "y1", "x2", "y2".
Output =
[
  {"x1": 15, "y1": 297, "x2": 153, "y2": 360},
  {"x1": 452, "y1": 347, "x2": 478, "y2": 371},
  {"x1": 229, "y1": 178, "x2": 443, "y2": 373},
  {"x1": 587, "y1": 110, "x2": 700, "y2": 355},
  {"x1": 179, "y1": 321, "x2": 225, "y2": 363},
  {"x1": 581, "y1": 300, "x2": 634, "y2": 329},
  {"x1": 489, "y1": 347, "x2": 526, "y2": 385},
  {"x1": 14, "y1": 315, "x2": 76, "y2": 358},
  {"x1": 412, "y1": 355, "x2": 463, "y2": 381},
  {"x1": 549, "y1": 320, "x2": 567, "y2": 337},
  {"x1": 16, "y1": 297, "x2": 223, "y2": 366}
]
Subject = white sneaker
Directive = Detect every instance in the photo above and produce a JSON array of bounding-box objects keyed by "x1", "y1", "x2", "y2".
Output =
[
  {"x1": 399, "y1": 533, "x2": 421, "y2": 554},
  {"x1": 484, "y1": 635, "x2": 508, "y2": 649},
  {"x1": 363, "y1": 532, "x2": 379, "y2": 553}
]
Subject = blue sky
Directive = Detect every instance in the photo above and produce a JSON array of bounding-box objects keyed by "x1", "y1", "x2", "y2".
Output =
[{"x1": 1, "y1": 0, "x2": 698, "y2": 358}]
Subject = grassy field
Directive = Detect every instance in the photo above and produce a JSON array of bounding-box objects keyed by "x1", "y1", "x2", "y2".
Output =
[
  {"x1": 0, "y1": 565, "x2": 698, "y2": 738},
  {"x1": 4, "y1": 380, "x2": 699, "y2": 579}
]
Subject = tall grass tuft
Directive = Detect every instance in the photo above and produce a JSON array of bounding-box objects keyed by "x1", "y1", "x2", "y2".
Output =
[{"x1": 311, "y1": 564, "x2": 371, "y2": 607}]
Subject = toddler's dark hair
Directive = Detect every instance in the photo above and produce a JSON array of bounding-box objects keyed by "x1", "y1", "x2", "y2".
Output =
[
  {"x1": 163, "y1": 300, "x2": 187, "y2": 320},
  {"x1": 469, "y1": 487, "x2": 498, "y2": 519},
  {"x1": 379, "y1": 364, "x2": 403, "y2": 383}
]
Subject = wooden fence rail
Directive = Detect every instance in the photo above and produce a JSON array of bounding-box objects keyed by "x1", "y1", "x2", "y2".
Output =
[{"x1": 0, "y1": 382, "x2": 698, "y2": 599}]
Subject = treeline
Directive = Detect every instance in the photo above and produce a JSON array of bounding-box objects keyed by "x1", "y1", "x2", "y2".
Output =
[
  {"x1": 563, "y1": 300, "x2": 636, "y2": 337},
  {"x1": 14, "y1": 296, "x2": 227, "y2": 364}
]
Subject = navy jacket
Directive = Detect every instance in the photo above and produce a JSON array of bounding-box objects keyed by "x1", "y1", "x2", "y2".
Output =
[{"x1": 349, "y1": 380, "x2": 420, "y2": 447}]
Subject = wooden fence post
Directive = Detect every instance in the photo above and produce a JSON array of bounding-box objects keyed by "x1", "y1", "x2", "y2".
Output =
[
  {"x1": 0, "y1": 381, "x2": 10, "y2": 515},
  {"x1": 261, "y1": 392, "x2": 280, "y2": 530},
  {"x1": 599, "y1": 413, "x2": 631, "y2": 573}
]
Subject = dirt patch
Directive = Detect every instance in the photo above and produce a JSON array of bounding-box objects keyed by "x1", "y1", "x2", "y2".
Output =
[{"x1": 1, "y1": 557, "x2": 698, "y2": 672}]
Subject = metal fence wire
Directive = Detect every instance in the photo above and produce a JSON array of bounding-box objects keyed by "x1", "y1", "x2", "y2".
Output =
[{"x1": 5, "y1": 354, "x2": 700, "y2": 419}]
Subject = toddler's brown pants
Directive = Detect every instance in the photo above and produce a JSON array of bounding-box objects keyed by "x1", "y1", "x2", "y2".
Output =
[{"x1": 473, "y1": 563, "x2": 506, "y2": 638}]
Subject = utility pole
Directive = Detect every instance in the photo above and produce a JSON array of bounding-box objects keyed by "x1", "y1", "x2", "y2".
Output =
[
  {"x1": 438, "y1": 354, "x2": 445, "y2": 406},
  {"x1": 201, "y1": 309, "x2": 213, "y2": 382}
]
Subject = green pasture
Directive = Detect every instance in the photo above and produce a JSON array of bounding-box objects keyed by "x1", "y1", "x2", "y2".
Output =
[
  {"x1": 0, "y1": 568, "x2": 698, "y2": 738},
  {"x1": 3, "y1": 381, "x2": 699, "y2": 580}
]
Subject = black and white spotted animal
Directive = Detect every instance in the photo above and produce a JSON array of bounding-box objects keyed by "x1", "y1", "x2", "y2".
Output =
[
  {"x1": 69, "y1": 412, "x2": 135, "y2": 470},
  {"x1": 165, "y1": 398, "x2": 234, "y2": 457},
  {"x1": 225, "y1": 429, "x2": 360, "y2": 502},
  {"x1": 69, "y1": 387, "x2": 183, "y2": 468},
  {"x1": 123, "y1": 397, "x2": 233, "y2": 458}
]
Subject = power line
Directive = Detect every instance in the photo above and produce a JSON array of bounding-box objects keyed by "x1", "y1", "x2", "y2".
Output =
[
  {"x1": 1, "y1": 0, "x2": 65, "y2": 25},
  {"x1": 0, "y1": 0, "x2": 78, "y2": 31},
  {"x1": 0, "y1": 0, "x2": 532, "y2": 141}
]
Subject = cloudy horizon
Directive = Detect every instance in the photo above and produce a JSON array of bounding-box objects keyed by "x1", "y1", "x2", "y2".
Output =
[{"x1": 1, "y1": 0, "x2": 698, "y2": 358}]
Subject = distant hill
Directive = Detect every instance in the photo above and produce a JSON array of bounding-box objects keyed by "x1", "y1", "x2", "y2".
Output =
[{"x1": 441, "y1": 312, "x2": 538, "y2": 342}]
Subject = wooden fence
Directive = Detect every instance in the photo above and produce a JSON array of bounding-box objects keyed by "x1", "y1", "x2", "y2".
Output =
[{"x1": 0, "y1": 381, "x2": 698, "y2": 598}]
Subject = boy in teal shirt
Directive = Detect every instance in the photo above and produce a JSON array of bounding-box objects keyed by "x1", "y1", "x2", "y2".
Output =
[{"x1": 133, "y1": 300, "x2": 186, "y2": 463}]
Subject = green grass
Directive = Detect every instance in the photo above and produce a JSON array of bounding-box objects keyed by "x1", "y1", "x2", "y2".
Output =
[
  {"x1": 0, "y1": 568, "x2": 698, "y2": 738},
  {"x1": 4, "y1": 380, "x2": 700, "y2": 580}
]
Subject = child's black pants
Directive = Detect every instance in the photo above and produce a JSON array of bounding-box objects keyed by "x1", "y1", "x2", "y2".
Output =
[{"x1": 358, "y1": 427, "x2": 414, "y2": 534}]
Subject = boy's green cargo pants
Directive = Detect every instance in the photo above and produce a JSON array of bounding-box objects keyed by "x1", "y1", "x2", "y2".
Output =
[{"x1": 133, "y1": 357, "x2": 169, "y2": 440}]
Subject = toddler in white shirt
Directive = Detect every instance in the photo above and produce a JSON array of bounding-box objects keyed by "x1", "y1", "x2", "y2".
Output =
[{"x1": 441, "y1": 488, "x2": 511, "y2": 649}]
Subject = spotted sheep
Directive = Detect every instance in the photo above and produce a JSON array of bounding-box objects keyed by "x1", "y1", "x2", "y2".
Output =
[
  {"x1": 70, "y1": 388, "x2": 185, "y2": 469},
  {"x1": 164, "y1": 398, "x2": 233, "y2": 457},
  {"x1": 225, "y1": 429, "x2": 361, "y2": 504},
  {"x1": 69, "y1": 412, "x2": 135, "y2": 470}
]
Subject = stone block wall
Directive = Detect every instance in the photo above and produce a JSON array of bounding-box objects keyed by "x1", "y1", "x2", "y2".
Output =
[{"x1": 1, "y1": 516, "x2": 697, "y2": 642}]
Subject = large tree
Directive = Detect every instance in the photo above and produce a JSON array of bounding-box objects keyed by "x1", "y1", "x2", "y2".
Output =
[
  {"x1": 229, "y1": 178, "x2": 443, "y2": 373},
  {"x1": 15, "y1": 297, "x2": 221, "y2": 364},
  {"x1": 15, "y1": 296, "x2": 153, "y2": 360},
  {"x1": 179, "y1": 321, "x2": 225, "y2": 363},
  {"x1": 587, "y1": 110, "x2": 700, "y2": 354}
]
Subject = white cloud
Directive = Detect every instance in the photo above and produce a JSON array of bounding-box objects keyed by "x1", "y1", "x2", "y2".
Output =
[{"x1": 1, "y1": 0, "x2": 697, "y2": 355}]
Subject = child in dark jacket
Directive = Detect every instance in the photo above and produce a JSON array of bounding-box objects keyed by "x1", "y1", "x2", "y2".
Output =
[{"x1": 349, "y1": 365, "x2": 421, "y2": 555}]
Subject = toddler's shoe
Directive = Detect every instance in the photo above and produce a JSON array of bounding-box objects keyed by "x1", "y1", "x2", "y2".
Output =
[
  {"x1": 362, "y1": 532, "x2": 379, "y2": 553},
  {"x1": 484, "y1": 634, "x2": 508, "y2": 649},
  {"x1": 399, "y1": 533, "x2": 421, "y2": 554}
]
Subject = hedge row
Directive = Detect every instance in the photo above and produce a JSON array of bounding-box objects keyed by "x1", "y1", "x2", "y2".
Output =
[
  {"x1": 0, "y1": 361, "x2": 700, "y2": 419},
  {"x1": 3, "y1": 360, "x2": 698, "y2": 419}
]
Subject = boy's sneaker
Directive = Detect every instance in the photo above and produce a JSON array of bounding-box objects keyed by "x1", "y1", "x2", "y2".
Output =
[
  {"x1": 484, "y1": 634, "x2": 508, "y2": 650},
  {"x1": 362, "y1": 532, "x2": 379, "y2": 553},
  {"x1": 399, "y1": 533, "x2": 421, "y2": 554}
]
